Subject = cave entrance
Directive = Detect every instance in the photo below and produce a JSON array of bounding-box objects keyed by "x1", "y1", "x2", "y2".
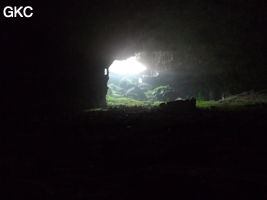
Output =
[{"x1": 106, "y1": 54, "x2": 174, "y2": 106}]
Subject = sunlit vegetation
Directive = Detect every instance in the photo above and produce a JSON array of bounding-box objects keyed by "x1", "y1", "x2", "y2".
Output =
[
  {"x1": 196, "y1": 100, "x2": 218, "y2": 108},
  {"x1": 107, "y1": 90, "x2": 267, "y2": 108},
  {"x1": 219, "y1": 90, "x2": 267, "y2": 105},
  {"x1": 106, "y1": 94, "x2": 163, "y2": 107},
  {"x1": 196, "y1": 90, "x2": 267, "y2": 109},
  {"x1": 107, "y1": 95, "x2": 148, "y2": 106},
  {"x1": 107, "y1": 81, "x2": 170, "y2": 106},
  {"x1": 84, "y1": 108, "x2": 109, "y2": 112}
]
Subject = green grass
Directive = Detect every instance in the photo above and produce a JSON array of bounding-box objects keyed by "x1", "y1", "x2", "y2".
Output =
[
  {"x1": 84, "y1": 108, "x2": 108, "y2": 112},
  {"x1": 197, "y1": 90, "x2": 267, "y2": 109},
  {"x1": 107, "y1": 90, "x2": 267, "y2": 109},
  {"x1": 196, "y1": 100, "x2": 218, "y2": 108},
  {"x1": 218, "y1": 90, "x2": 267, "y2": 106},
  {"x1": 106, "y1": 95, "x2": 164, "y2": 107},
  {"x1": 107, "y1": 95, "x2": 148, "y2": 106}
]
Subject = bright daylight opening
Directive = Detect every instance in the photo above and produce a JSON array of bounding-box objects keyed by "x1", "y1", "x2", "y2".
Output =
[
  {"x1": 106, "y1": 55, "x2": 173, "y2": 107},
  {"x1": 109, "y1": 56, "x2": 147, "y2": 75}
]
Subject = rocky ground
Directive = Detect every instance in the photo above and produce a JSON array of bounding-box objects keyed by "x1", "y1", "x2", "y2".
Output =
[{"x1": 2, "y1": 105, "x2": 267, "y2": 199}]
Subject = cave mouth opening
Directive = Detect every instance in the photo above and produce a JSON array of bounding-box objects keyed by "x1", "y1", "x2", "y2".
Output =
[{"x1": 106, "y1": 55, "x2": 174, "y2": 107}]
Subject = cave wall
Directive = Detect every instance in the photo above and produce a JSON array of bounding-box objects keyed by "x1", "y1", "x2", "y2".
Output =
[
  {"x1": 1, "y1": 1, "x2": 116, "y2": 116},
  {"x1": 1, "y1": 0, "x2": 266, "y2": 117}
]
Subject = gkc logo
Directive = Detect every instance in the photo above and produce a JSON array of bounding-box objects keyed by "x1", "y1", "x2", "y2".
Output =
[{"x1": 3, "y1": 6, "x2": 33, "y2": 18}]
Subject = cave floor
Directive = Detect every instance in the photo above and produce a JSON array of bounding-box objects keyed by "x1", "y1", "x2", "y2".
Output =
[{"x1": 2, "y1": 106, "x2": 267, "y2": 199}]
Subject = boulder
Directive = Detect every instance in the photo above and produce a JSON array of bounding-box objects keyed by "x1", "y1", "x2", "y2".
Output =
[
  {"x1": 160, "y1": 98, "x2": 196, "y2": 112},
  {"x1": 152, "y1": 85, "x2": 176, "y2": 101},
  {"x1": 126, "y1": 87, "x2": 147, "y2": 100}
]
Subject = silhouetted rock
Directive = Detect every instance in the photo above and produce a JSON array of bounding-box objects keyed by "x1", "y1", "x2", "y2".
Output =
[
  {"x1": 160, "y1": 98, "x2": 196, "y2": 112},
  {"x1": 126, "y1": 86, "x2": 146, "y2": 100},
  {"x1": 152, "y1": 85, "x2": 176, "y2": 101}
]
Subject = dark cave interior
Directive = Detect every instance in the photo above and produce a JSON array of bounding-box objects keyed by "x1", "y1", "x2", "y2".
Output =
[
  {"x1": 2, "y1": 1, "x2": 267, "y2": 199},
  {"x1": 2, "y1": 0, "x2": 267, "y2": 114}
]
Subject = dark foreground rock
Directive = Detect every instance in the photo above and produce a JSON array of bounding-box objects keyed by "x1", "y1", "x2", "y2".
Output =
[
  {"x1": 2, "y1": 106, "x2": 267, "y2": 199},
  {"x1": 160, "y1": 98, "x2": 196, "y2": 112}
]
